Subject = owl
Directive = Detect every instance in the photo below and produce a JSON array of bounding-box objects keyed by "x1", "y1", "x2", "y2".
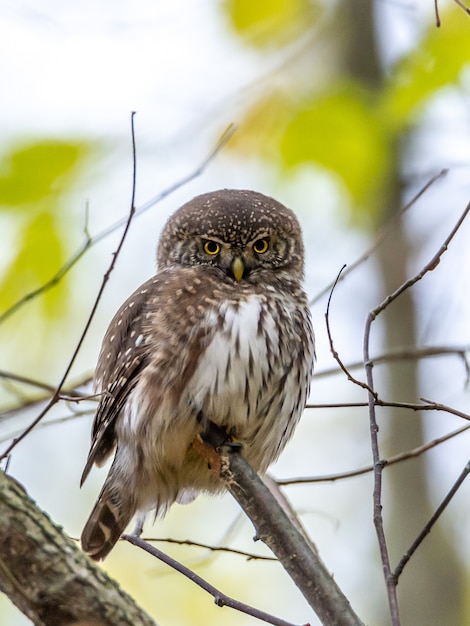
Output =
[{"x1": 80, "y1": 189, "x2": 315, "y2": 560}]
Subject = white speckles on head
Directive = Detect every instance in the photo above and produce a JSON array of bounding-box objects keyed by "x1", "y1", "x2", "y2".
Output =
[{"x1": 135, "y1": 334, "x2": 144, "y2": 348}]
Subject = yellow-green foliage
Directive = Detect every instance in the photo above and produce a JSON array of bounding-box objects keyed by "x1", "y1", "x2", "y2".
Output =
[
  {"x1": 223, "y1": 2, "x2": 470, "y2": 220},
  {"x1": 0, "y1": 140, "x2": 93, "y2": 320}
]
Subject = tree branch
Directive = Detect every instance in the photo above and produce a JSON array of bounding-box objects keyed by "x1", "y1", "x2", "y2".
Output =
[
  {"x1": 123, "y1": 534, "x2": 299, "y2": 626},
  {"x1": 0, "y1": 471, "x2": 156, "y2": 626},
  {"x1": 193, "y1": 427, "x2": 365, "y2": 626}
]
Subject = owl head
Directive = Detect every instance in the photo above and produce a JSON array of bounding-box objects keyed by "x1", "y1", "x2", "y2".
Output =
[{"x1": 156, "y1": 189, "x2": 305, "y2": 284}]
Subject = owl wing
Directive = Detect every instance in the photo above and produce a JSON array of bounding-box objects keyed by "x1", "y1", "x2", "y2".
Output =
[{"x1": 80, "y1": 278, "x2": 155, "y2": 487}]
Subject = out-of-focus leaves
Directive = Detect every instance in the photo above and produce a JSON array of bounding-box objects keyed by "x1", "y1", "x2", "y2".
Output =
[
  {"x1": 0, "y1": 139, "x2": 96, "y2": 322},
  {"x1": 223, "y1": 0, "x2": 320, "y2": 47},
  {"x1": 382, "y1": 9, "x2": 470, "y2": 127},
  {"x1": 0, "y1": 140, "x2": 89, "y2": 208},
  {"x1": 222, "y1": 2, "x2": 470, "y2": 224},
  {"x1": 280, "y1": 87, "x2": 391, "y2": 212},
  {"x1": 227, "y1": 86, "x2": 392, "y2": 217},
  {"x1": 0, "y1": 212, "x2": 66, "y2": 318},
  {"x1": 226, "y1": 90, "x2": 292, "y2": 158}
]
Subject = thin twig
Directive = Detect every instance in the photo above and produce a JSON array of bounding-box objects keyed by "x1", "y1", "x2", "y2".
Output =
[
  {"x1": 453, "y1": 0, "x2": 470, "y2": 16},
  {"x1": 277, "y1": 423, "x2": 470, "y2": 485},
  {"x1": 393, "y1": 457, "x2": 470, "y2": 581},
  {"x1": 314, "y1": 344, "x2": 470, "y2": 381},
  {"x1": 434, "y1": 0, "x2": 441, "y2": 26},
  {"x1": 0, "y1": 371, "x2": 56, "y2": 394},
  {"x1": 306, "y1": 398, "x2": 470, "y2": 422},
  {"x1": 0, "y1": 224, "x2": 93, "y2": 327},
  {"x1": 0, "y1": 124, "x2": 236, "y2": 327},
  {"x1": 325, "y1": 266, "x2": 375, "y2": 395},
  {"x1": 362, "y1": 199, "x2": 470, "y2": 625},
  {"x1": 364, "y1": 311, "x2": 399, "y2": 624},
  {"x1": 370, "y1": 200, "x2": 470, "y2": 319},
  {"x1": 123, "y1": 535, "x2": 304, "y2": 626},
  {"x1": 139, "y1": 536, "x2": 276, "y2": 561},
  {"x1": 0, "y1": 411, "x2": 95, "y2": 446},
  {"x1": 0, "y1": 372, "x2": 95, "y2": 421},
  {"x1": 309, "y1": 169, "x2": 448, "y2": 306},
  {"x1": 0, "y1": 113, "x2": 140, "y2": 461}
]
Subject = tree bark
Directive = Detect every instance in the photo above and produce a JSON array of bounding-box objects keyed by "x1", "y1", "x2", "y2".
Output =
[
  {"x1": 194, "y1": 430, "x2": 365, "y2": 626},
  {"x1": 0, "y1": 471, "x2": 156, "y2": 626}
]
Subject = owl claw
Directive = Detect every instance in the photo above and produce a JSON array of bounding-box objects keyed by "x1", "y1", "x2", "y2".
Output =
[{"x1": 201, "y1": 420, "x2": 242, "y2": 453}]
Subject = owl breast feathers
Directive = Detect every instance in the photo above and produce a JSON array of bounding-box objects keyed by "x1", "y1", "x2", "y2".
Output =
[{"x1": 80, "y1": 189, "x2": 315, "y2": 560}]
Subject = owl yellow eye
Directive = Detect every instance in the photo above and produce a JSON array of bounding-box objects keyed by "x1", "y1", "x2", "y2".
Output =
[
  {"x1": 203, "y1": 240, "x2": 221, "y2": 255},
  {"x1": 253, "y1": 238, "x2": 269, "y2": 254}
]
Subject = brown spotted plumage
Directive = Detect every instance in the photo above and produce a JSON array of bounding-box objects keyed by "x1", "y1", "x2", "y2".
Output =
[{"x1": 80, "y1": 189, "x2": 315, "y2": 560}]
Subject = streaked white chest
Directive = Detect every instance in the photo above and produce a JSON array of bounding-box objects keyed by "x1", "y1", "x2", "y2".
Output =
[{"x1": 186, "y1": 295, "x2": 282, "y2": 426}]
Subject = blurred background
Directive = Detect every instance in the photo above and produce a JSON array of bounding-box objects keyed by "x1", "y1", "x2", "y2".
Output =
[{"x1": 1, "y1": 1, "x2": 470, "y2": 624}]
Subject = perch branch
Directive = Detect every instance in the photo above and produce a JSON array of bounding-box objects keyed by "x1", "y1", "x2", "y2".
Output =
[{"x1": 193, "y1": 425, "x2": 365, "y2": 626}]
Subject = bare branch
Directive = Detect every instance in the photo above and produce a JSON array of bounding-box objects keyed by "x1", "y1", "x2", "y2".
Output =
[
  {"x1": 314, "y1": 344, "x2": 470, "y2": 382},
  {"x1": 325, "y1": 266, "x2": 375, "y2": 396},
  {"x1": 310, "y1": 169, "x2": 448, "y2": 306},
  {"x1": 0, "y1": 125, "x2": 236, "y2": 328},
  {"x1": 306, "y1": 399, "x2": 470, "y2": 422},
  {"x1": 138, "y1": 536, "x2": 276, "y2": 561},
  {"x1": 278, "y1": 423, "x2": 470, "y2": 485},
  {"x1": 0, "y1": 114, "x2": 140, "y2": 461},
  {"x1": 453, "y1": 0, "x2": 470, "y2": 15},
  {"x1": 123, "y1": 534, "x2": 301, "y2": 626},
  {"x1": 436, "y1": 0, "x2": 470, "y2": 24},
  {"x1": 0, "y1": 370, "x2": 57, "y2": 395},
  {"x1": 393, "y1": 456, "x2": 470, "y2": 580},
  {"x1": 193, "y1": 424, "x2": 365, "y2": 626},
  {"x1": 362, "y1": 199, "x2": 470, "y2": 625},
  {"x1": 0, "y1": 373, "x2": 94, "y2": 422},
  {"x1": 370, "y1": 200, "x2": 470, "y2": 319},
  {"x1": 363, "y1": 318, "x2": 400, "y2": 624}
]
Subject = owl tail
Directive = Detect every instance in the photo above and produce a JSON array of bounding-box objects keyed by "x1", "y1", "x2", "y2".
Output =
[{"x1": 81, "y1": 486, "x2": 133, "y2": 561}]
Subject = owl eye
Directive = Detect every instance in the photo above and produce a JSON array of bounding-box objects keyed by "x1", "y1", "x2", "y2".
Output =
[
  {"x1": 253, "y1": 238, "x2": 269, "y2": 254},
  {"x1": 203, "y1": 240, "x2": 221, "y2": 255}
]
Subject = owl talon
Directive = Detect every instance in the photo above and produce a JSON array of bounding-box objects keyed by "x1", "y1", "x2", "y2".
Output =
[
  {"x1": 201, "y1": 421, "x2": 241, "y2": 452},
  {"x1": 132, "y1": 514, "x2": 146, "y2": 537}
]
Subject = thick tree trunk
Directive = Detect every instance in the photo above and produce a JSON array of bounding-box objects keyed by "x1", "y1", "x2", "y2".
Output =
[{"x1": 0, "y1": 472, "x2": 156, "y2": 626}]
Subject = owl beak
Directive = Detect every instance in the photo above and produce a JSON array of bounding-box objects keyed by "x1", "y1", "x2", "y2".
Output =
[{"x1": 231, "y1": 257, "x2": 244, "y2": 283}]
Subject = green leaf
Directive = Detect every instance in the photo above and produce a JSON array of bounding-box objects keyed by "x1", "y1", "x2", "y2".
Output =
[
  {"x1": 0, "y1": 140, "x2": 89, "y2": 208},
  {"x1": 280, "y1": 87, "x2": 392, "y2": 212},
  {"x1": 383, "y1": 8, "x2": 470, "y2": 126},
  {"x1": 0, "y1": 212, "x2": 68, "y2": 318},
  {"x1": 0, "y1": 138, "x2": 97, "y2": 324},
  {"x1": 223, "y1": 0, "x2": 318, "y2": 47}
]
